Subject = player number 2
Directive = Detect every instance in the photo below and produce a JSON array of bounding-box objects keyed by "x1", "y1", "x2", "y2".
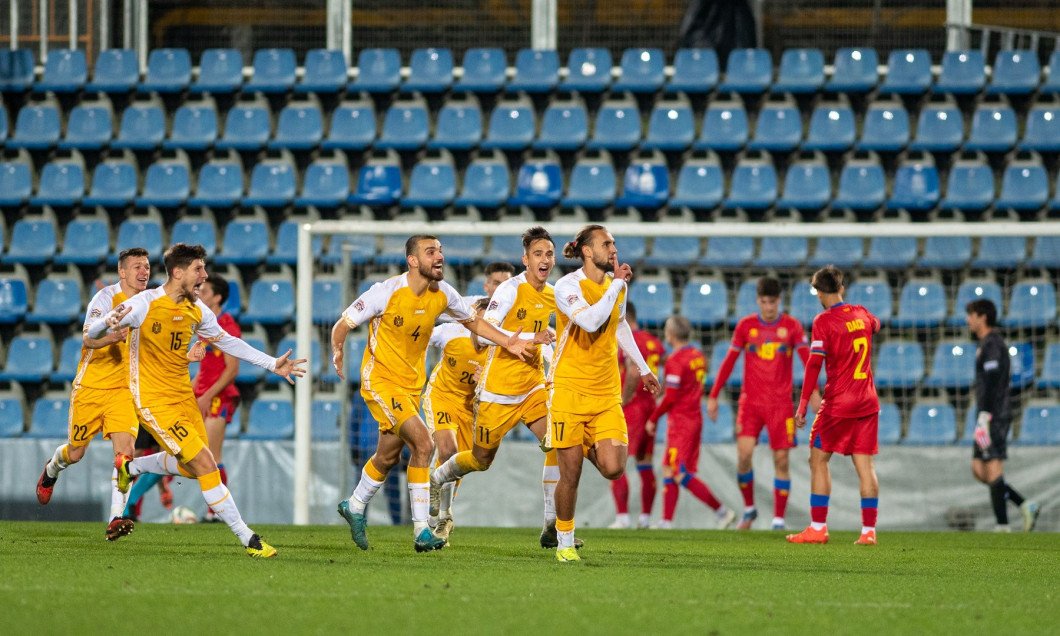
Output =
[{"x1": 852, "y1": 336, "x2": 868, "y2": 380}]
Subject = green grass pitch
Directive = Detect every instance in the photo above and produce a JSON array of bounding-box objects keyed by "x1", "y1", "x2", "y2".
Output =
[{"x1": 3, "y1": 521, "x2": 1058, "y2": 634}]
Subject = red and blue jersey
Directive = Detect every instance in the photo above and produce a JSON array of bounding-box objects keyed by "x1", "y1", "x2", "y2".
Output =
[
  {"x1": 194, "y1": 312, "x2": 241, "y2": 401},
  {"x1": 619, "y1": 329, "x2": 665, "y2": 410},
  {"x1": 650, "y1": 345, "x2": 706, "y2": 431},
  {"x1": 809, "y1": 303, "x2": 880, "y2": 418},
  {"x1": 722, "y1": 313, "x2": 808, "y2": 406}
]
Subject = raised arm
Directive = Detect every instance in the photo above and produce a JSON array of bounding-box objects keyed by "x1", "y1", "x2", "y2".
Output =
[
  {"x1": 554, "y1": 276, "x2": 626, "y2": 333},
  {"x1": 86, "y1": 292, "x2": 150, "y2": 339}
]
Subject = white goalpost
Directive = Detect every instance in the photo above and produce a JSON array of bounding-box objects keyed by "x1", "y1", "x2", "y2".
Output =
[{"x1": 292, "y1": 219, "x2": 1060, "y2": 524}]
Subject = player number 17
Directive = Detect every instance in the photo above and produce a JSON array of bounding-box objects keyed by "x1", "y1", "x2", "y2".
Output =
[{"x1": 852, "y1": 336, "x2": 869, "y2": 380}]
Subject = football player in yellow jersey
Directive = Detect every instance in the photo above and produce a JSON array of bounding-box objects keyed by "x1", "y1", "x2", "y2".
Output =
[
  {"x1": 36, "y1": 247, "x2": 151, "y2": 541},
  {"x1": 87, "y1": 243, "x2": 306, "y2": 558},
  {"x1": 333, "y1": 235, "x2": 534, "y2": 553},
  {"x1": 548, "y1": 225, "x2": 661, "y2": 562}
]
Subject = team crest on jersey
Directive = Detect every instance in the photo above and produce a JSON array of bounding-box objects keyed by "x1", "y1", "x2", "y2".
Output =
[
  {"x1": 151, "y1": 321, "x2": 162, "y2": 334},
  {"x1": 566, "y1": 294, "x2": 579, "y2": 306},
  {"x1": 447, "y1": 356, "x2": 456, "y2": 367},
  {"x1": 778, "y1": 327, "x2": 788, "y2": 338},
  {"x1": 516, "y1": 308, "x2": 526, "y2": 319},
  {"x1": 394, "y1": 316, "x2": 404, "y2": 327},
  {"x1": 190, "y1": 322, "x2": 199, "y2": 333},
  {"x1": 750, "y1": 328, "x2": 758, "y2": 337}
]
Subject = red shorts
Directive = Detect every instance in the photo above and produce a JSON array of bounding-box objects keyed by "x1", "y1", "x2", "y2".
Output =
[
  {"x1": 665, "y1": 420, "x2": 702, "y2": 475},
  {"x1": 624, "y1": 399, "x2": 655, "y2": 458},
  {"x1": 207, "y1": 394, "x2": 240, "y2": 424},
  {"x1": 810, "y1": 410, "x2": 878, "y2": 456},
  {"x1": 736, "y1": 399, "x2": 796, "y2": 450}
]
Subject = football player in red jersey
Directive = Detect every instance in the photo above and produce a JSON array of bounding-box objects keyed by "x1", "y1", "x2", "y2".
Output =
[
  {"x1": 708, "y1": 277, "x2": 816, "y2": 531},
  {"x1": 647, "y1": 316, "x2": 735, "y2": 529},
  {"x1": 609, "y1": 302, "x2": 665, "y2": 529},
  {"x1": 788, "y1": 266, "x2": 881, "y2": 546}
]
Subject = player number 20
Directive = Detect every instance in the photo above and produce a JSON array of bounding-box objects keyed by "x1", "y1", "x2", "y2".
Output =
[{"x1": 852, "y1": 337, "x2": 869, "y2": 380}]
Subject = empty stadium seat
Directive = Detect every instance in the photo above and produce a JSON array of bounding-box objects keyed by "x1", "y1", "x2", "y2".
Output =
[
  {"x1": 4, "y1": 217, "x2": 57, "y2": 264},
  {"x1": 217, "y1": 105, "x2": 272, "y2": 150},
  {"x1": 455, "y1": 48, "x2": 506, "y2": 93},
  {"x1": 0, "y1": 278, "x2": 29, "y2": 323},
  {"x1": 725, "y1": 154, "x2": 776, "y2": 210},
  {"x1": 189, "y1": 161, "x2": 243, "y2": 208},
  {"x1": 0, "y1": 162, "x2": 32, "y2": 206},
  {"x1": 803, "y1": 104, "x2": 855, "y2": 152},
  {"x1": 888, "y1": 162, "x2": 940, "y2": 211},
  {"x1": 645, "y1": 237, "x2": 700, "y2": 267},
  {"x1": 110, "y1": 216, "x2": 163, "y2": 264},
  {"x1": 430, "y1": 98, "x2": 483, "y2": 150},
  {"x1": 925, "y1": 341, "x2": 976, "y2": 389},
  {"x1": 719, "y1": 48, "x2": 772, "y2": 93},
  {"x1": 1041, "y1": 50, "x2": 1060, "y2": 93},
  {"x1": 628, "y1": 278, "x2": 673, "y2": 326},
  {"x1": 535, "y1": 99, "x2": 589, "y2": 151},
  {"x1": 948, "y1": 279, "x2": 1003, "y2": 327},
  {"x1": 776, "y1": 160, "x2": 830, "y2": 210},
  {"x1": 826, "y1": 47, "x2": 878, "y2": 92},
  {"x1": 587, "y1": 100, "x2": 642, "y2": 151},
  {"x1": 754, "y1": 236, "x2": 808, "y2": 268},
  {"x1": 483, "y1": 235, "x2": 523, "y2": 264},
  {"x1": 438, "y1": 235, "x2": 484, "y2": 266},
  {"x1": 748, "y1": 100, "x2": 801, "y2": 152},
  {"x1": 455, "y1": 159, "x2": 510, "y2": 208},
  {"x1": 972, "y1": 236, "x2": 1027, "y2": 269},
  {"x1": 296, "y1": 161, "x2": 349, "y2": 208},
  {"x1": 312, "y1": 398, "x2": 342, "y2": 441},
  {"x1": 56, "y1": 217, "x2": 110, "y2": 264},
  {"x1": 988, "y1": 50, "x2": 1040, "y2": 95},
  {"x1": 164, "y1": 105, "x2": 219, "y2": 150},
  {"x1": 833, "y1": 159, "x2": 884, "y2": 211},
  {"x1": 561, "y1": 48, "x2": 612, "y2": 93},
  {"x1": 1029, "y1": 236, "x2": 1060, "y2": 268},
  {"x1": 773, "y1": 48, "x2": 824, "y2": 94},
  {"x1": 377, "y1": 100, "x2": 431, "y2": 150},
  {"x1": 27, "y1": 277, "x2": 80, "y2": 324},
  {"x1": 269, "y1": 219, "x2": 323, "y2": 266},
  {"x1": 1009, "y1": 341, "x2": 1036, "y2": 389},
  {"x1": 893, "y1": 280, "x2": 946, "y2": 327},
  {"x1": 616, "y1": 158, "x2": 669, "y2": 210},
  {"x1": 243, "y1": 161, "x2": 296, "y2": 207},
  {"x1": 707, "y1": 340, "x2": 744, "y2": 390},
  {"x1": 509, "y1": 49, "x2": 559, "y2": 93},
  {"x1": 695, "y1": 98, "x2": 748, "y2": 151},
  {"x1": 862, "y1": 236, "x2": 916, "y2": 269},
  {"x1": 243, "y1": 278, "x2": 295, "y2": 324},
  {"x1": 507, "y1": 158, "x2": 562, "y2": 209},
  {"x1": 235, "y1": 337, "x2": 268, "y2": 383},
  {"x1": 940, "y1": 159, "x2": 994, "y2": 211},
  {"x1": 349, "y1": 163, "x2": 402, "y2": 207},
  {"x1": 297, "y1": 49, "x2": 347, "y2": 94},
  {"x1": 561, "y1": 156, "x2": 615, "y2": 210},
  {"x1": 1017, "y1": 404, "x2": 1060, "y2": 445},
  {"x1": 878, "y1": 403, "x2": 902, "y2": 445},
  {"x1": 918, "y1": 235, "x2": 971, "y2": 268},
  {"x1": 112, "y1": 104, "x2": 165, "y2": 150},
  {"x1": 268, "y1": 104, "x2": 323, "y2": 150},
  {"x1": 0, "y1": 335, "x2": 53, "y2": 382},
  {"x1": 404, "y1": 47, "x2": 453, "y2": 93},
  {"x1": 323, "y1": 102, "x2": 376, "y2": 150},
  {"x1": 700, "y1": 236, "x2": 753, "y2": 267},
  {"x1": 910, "y1": 102, "x2": 963, "y2": 152},
  {"x1": 59, "y1": 105, "x2": 113, "y2": 150},
  {"x1": 37, "y1": 49, "x2": 87, "y2": 93},
  {"x1": 246, "y1": 48, "x2": 296, "y2": 93},
  {"x1": 965, "y1": 105, "x2": 1018, "y2": 152},
  {"x1": 905, "y1": 402, "x2": 957, "y2": 445},
  {"x1": 139, "y1": 48, "x2": 192, "y2": 93},
  {"x1": 82, "y1": 162, "x2": 136, "y2": 208},
  {"x1": 243, "y1": 398, "x2": 294, "y2": 440},
  {"x1": 995, "y1": 160, "x2": 1049, "y2": 211},
  {"x1": 615, "y1": 236, "x2": 647, "y2": 264},
  {"x1": 879, "y1": 49, "x2": 932, "y2": 94},
  {"x1": 667, "y1": 48, "x2": 718, "y2": 93},
  {"x1": 808, "y1": 237, "x2": 863, "y2": 268},
  {"x1": 642, "y1": 97, "x2": 694, "y2": 151},
  {"x1": 680, "y1": 278, "x2": 727, "y2": 327},
  {"x1": 170, "y1": 217, "x2": 218, "y2": 259},
  {"x1": 403, "y1": 161, "x2": 457, "y2": 209},
  {"x1": 1037, "y1": 343, "x2": 1060, "y2": 389},
  {"x1": 86, "y1": 48, "x2": 138, "y2": 93},
  {"x1": 482, "y1": 98, "x2": 535, "y2": 150},
  {"x1": 1020, "y1": 106, "x2": 1060, "y2": 152},
  {"x1": 1, "y1": 49, "x2": 35, "y2": 90},
  {"x1": 9, "y1": 105, "x2": 61, "y2": 150},
  {"x1": 31, "y1": 159, "x2": 85, "y2": 207},
  {"x1": 191, "y1": 48, "x2": 243, "y2": 94},
  {"x1": 788, "y1": 281, "x2": 821, "y2": 326},
  {"x1": 857, "y1": 101, "x2": 909, "y2": 152},
  {"x1": 670, "y1": 161, "x2": 723, "y2": 211},
  {"x1": 136, "y1": 163, "x2": 190, "y2": 208},
  {"x1": 700, "y1": 401, "x2": 735, "y2": 444},
  {"x1": 26, "y1": 396, "x2": 69, "y2": 438},
  {"x1": 934, "y1": 50, "x2": 985, "y2": 94},
  {"x1": 351, "y1": 48, "x2": 401, "y2": 93},
  {"x1": 0, "y1": 394, "x2": 24, "y2": 437},
  {"x1": 217, "y1": 219, "x2": 269, "y2": 265},
  {"x1": 612, "y1": 48, "x2": 665, "y2": 93},
  {"x1": 1007, "y1": 280, "x2": 1057, "y2": 328},
  {"x1": 845, "y1": 280, "x2": 892, "y2": 321}
]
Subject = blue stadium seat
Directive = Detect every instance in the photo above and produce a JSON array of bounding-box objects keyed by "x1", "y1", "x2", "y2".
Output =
[
  {"x1": 987, "y1": 50, "x2": 1040, "y2": 95},
  {"x1": 296, "y1": 161, "x2": 349, "y2": 208},
  {"x1": 273, "y1": 337, "x2": 323, "y2": 381},
  {"x1": 874, "y1": 341, "x2": 924, "y2": 389},
  {"x1": 509, "y1": 160, "x2": 562, "y2": 209},
  {"x1": 910, "y1": 104, "x2": 964, "y2": 152},
  {"x1": 170, "y1": 217, "x2": 217, "y2": 259},
  {"x1": 243, "y1": 398, "x2": 294, "y2": 440},
  {"x1": 0, "y1": 279, "x2": 29, "y2": 323},
  {"x1": 404, "y1": 47, "x2": 453, "y2": 93},
  {"x1": 534, "y1": 101, "x2": 589, "y2": 151},
  {"x1": 645, "y1": 237, "x2": 700, "y2": 267},
  {"x1": 773, "y1": 48, "x2": 824, "y2": 94},
  {"x1": 297, "y1": 49, "x2": 347, "y2": 94},
  {"x1": 9, "y1": 105, "x2": 61, "y2": 150},
  {"x1": 189, "y1": 161, "x2": 243, "y2": 208},
  {"x1": 217, "y1": 105, "x2": 272, "y2": 151},
  {"x1": 163, "y1": 105, "x2": 218, "y2": 150},
  {"x1": 615, "y1": 236, "x2": 647, "y2": 264},
  {"x1": 4, "y1": 218, "x2": 57, "y2": 265},
  {"x1": 948, "y1": 279, "x2": 1003, "y2": 327},
  {"x1": 707, "y1": 341, "x2": 744, "y2": 390},
  {"x1": 246, "y1": 48, "x2": 296, "y2": 93},
  {"x1": 348, "y1": 163, "x2": 402, "y2": 207},
  {"x1": 26, "y1": 397, "x2": 70, "y2": 438},
  {"x1": 429, "y1": 100, "x2": 483, "y2": 150},
  {"x1": 223, "y1": 281, "x2": 242, "y2": 320},
  {"x1": 1029, "y1": 236, "x2": 1060, "y2": 268},
  {"x1": 1037, "y1": 343, "x2": 1060, "y2": 389},
  {"x1": 59, "y1": 105, "x2": 112, "y2": 150},
  {"x1": 753, "y1": 236, "x2": 808, "y2": 268},
  {"x1": 940, "y1": 160, "x2": 994, "y2": 211},
  {"x1": 86, "y1": 48, "x2": 138, "y2": 93},
  {"x1": 803, "y1": 104, "x2": 855, "y2": 151},
  {"x1": 964, "y1": 105, "x2": 1018, "y2": 152},
  {"x1": 788, "y1": 281, "x2": 821, "y2": 326},
  {"x1": 311, "y1": 399, "x2": 342, "y2": 441},
  {"x1": 972, "y1": 236, "x2": 1027, "y2": 269},
  {"x1": 725, "y1": 155, "x2": 776, "y2": 210},
  {"x1": 905, "y1": 402, "x2": 957, "y2": 445},
  {"x1": 483, "y1": 235, "x2": 524, "y2": 264},
  {"x1": 56, "y1": 217, "x2": 110, "y2": 264},
  {"x1": 269, "y1": 219, "x2": 323, "y2": 266},
  {"x1": 37, "y1": 49, "x2": 87, "y2": 93},
  {"x1": 935, "y1": 50, "x2": 986, "y2": 94},
  {"x1": 612, "y1": 48, "x2": 666, "y2": 93},
  {"x1": 1009, "y1": 341, "x2": 1036, "y2": 389},
  {"x1": 82, "y1": 162, "x2": 136, "y2": 208},
  {"x1": 670, "y1": 162, "x2": 723, "y2": 211},
  {"x1": 217, "y1": 219, "x2": 269, "y2": 265},
  {"x1": 893, "y1": 280, "x2": 946, "y2": 327},
  {"x1": 32, "y1": 160, "x2": 85, "y2": 207},
  {"x1": 0, "y1": 162, "x2": 32, "y2": 206},
  {"x1": 776, "y1": 161, "x2": 830, "y2": 211},
  {"x1": 748, "y1": 103, "x2": 801, "y2": 152},
  {"x1": 111, "y1": 105, "x2": 165, "y2": 150},
  {"x1": 642, "y1": 99, "x2": 694, "y2": 151},
  {"x1": 243, "y1": 279, "x2": 295, "y2": 324},
  {"x1": 139, "y1": 48, "x2": 192, "y2": 93},
  {"x1": 0, "y1": 336, "x2": 53, "y2": 382},
  {"x1": 136, "y1": 163, "x2": 190, "y2": 208},
  {"x1": 616, "y1": 159, "x2": 669, "y2": 210},
  {"x1": 877, "y1": 404, "x2": 902, "y2": 445},
  {"x1": 695, "y1": 99, "x2": 748, "y2": 151},
  {"x1": 455, "y1": 159, "x2": 509, "y2": 208},
  {"x1": 627, "y1": 279, "x2": 674, "y2": 326},
  {"x1": 888, "y1": 162, "x2": 940, "y2": 211},
  {"x1": 322, "y1": 234, "x2": 375, "y2": 266},
  {"x1": 482, "y1": 101, "x2": 535, "y2": 150},
  {"x1": 918, "y1": 236, "x2": 971, "y2": 268},
  {"x1": 995, "y1": 161, "x2": 1049, "y2": 211},
  {"x1": 587, "y1": 102, "x2": 641, "y2": 151},
  {"x1": 351, "y1": 48, "x2": 401, "y2": 93},
  {"x1": 27, "y1": 277, "x2": 80, "y2": 324},
  {"x1": 826, "y1": 47, "x2": 878, "y2": 92},
  {"x1": 0, "y1": 108, "x2": 7, "y2": 144},
  {"x1": 700, "y1": 236, "x2": 753, "y2": 267},
  {"x1": 668, "y1": 48, "x2": 719, "y2": 93},
  {"x1": 402, "y1": 162, "x2": 457, "y2": 209},
  {"x1": 508, "y1": 49, "x2": 559, "y2": 93},
  {"x1": 322, "y1": 103, "x2": 375, "y2": 150},
  {"x1": 191, "y1": 48, "x2": 243, "y2": 94},
  {"x1": 438, "y1": 235, "x2": 484, "y2": 266},
  {"x1": 561, "y1": 48, "x2": 612, "y2": 93},
  {"x1": 879, "y1": 49, "x2": 932, "y2": 94},
  {"x1": 235, "y1": 337, "x2": 268, "y2": 383},
  {"x1": 455, "y1": 48, "x2": 506, "y2": 93},
  {"x1": 243, "y1": 162, "x2": 296, "y2": 207},
  {"x1": 110, "y1": 217, "x2": 163, "y2": 264},
  {"x1": 1042, "y1": 50, "x2": 1060, "y2": 94},
  {"x1": 1017, "y1": 405, "x2": 1060, "y2": 445},
  {"x1": 862, "y1": 236, "x2": 916, "y2": 269},
  {"x1": 1020, "y1": 106, "x2": 1060, "y2": 152},
  {"x1": 857, "y1": 102, "x2": 909, "y2": 152},
  {"x1": 269, "y1": 104, "x2": 324, "y2": 150},
  {"x1": 698, "y1": 402, "x2": 734, "y2": 443},
  {"x1": 925, "y1": 341, "x2": 975, "y2": 389},
  {"x1": 808, "y1": 237, "x2": 863, "y2": 268},
  {"x1": 845, "y1": 280, "x2": 892, "y2": 321},
  {"x1": 0, "y1": 49, "x2": 35, "y2": 91},
  {"x1": 0, "y1": 395, "x2": 24, "y2": 437},
  {"x1": 680, "y1": 278, "x2": 728, "y2": 327},
  {"x1": 1008, "y1": 280, "x2": 1057, "y2": 328},
  {"x1": 719, "y1": 48, "x2": 772, "y2": 93},
  {"x1": 561, "y1": 158, "x2": 615, "y2": 210}
]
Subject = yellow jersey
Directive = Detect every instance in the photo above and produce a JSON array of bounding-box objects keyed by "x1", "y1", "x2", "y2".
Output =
[
  {"x1": 426, "y1": 322, "x2": 484, "y2": 402},
  {"x1": 74, "y1": 283, "x2": 131, "y2": 390},
  {"x1": 549, "y1": 269, "x2": 627, "y2": 398},
  {"x1": 341, "y1": 274, "x2": 475, "y2": 395},
  {"x1": 478, "y1": 272, "x2": 555, "y2": 401}
]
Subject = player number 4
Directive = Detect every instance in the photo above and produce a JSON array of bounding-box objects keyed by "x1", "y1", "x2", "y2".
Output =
[
  {"x1": 852, "y1": 336, "x2": 868, "y2": 380},
  {"x1": 410, "y1": 325, "x2": 421, "y2": 341}
]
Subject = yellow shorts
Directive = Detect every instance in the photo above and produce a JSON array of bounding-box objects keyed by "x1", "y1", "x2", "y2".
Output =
[
  {"x1": 361, "y1": 383, "x2": 421, "y2": 434},
  {"x1": 138, "y1": 397, "x2": 208, "y2": 462},
  {"x1": 423, "y1": 388, "x2": 474, "y2": 452},
  {"x1": 68, "y1": 386, "x2": 139, "y2": 447},
  {"x1": 473, "y1": 388, "x2": 547, "y2": 449},
  {"x1": 546, "y1": 386, "x2": 627, "y2": 450}
]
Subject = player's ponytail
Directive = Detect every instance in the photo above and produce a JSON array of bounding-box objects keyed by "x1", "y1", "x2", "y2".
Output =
[{"x1": 564, "y1": 224, "x2": 605, "y2": 261}]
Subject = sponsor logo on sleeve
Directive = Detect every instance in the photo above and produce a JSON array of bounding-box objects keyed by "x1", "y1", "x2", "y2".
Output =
[
  {"x1": 90, "y1": 308, "x2": 102, "y2": 319},
  {"x1": 811, "y1": 340, "x2": 823, "y2": 349},
  {"x1": 488, "y1": 300, "x2": 499, "y2": 312},
  {"x1": 353, "y1": 299, "x2": 365, "y2": 312},
  {"x1": 566, "y1": 294, "x2": 579, "y2": 306}
]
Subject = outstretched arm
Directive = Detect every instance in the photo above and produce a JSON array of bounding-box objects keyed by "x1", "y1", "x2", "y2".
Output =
[
  {"x1": 555, "y1": 277, "x2": 626, "y2": 333},
  {"x1": 463, "y1": 315, "x2": 532, "y2": 361}
]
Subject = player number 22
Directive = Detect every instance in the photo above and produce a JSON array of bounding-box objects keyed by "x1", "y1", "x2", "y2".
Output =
[{"x1": 852, "y1": 336, "x2": 868, "y2": 380}]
